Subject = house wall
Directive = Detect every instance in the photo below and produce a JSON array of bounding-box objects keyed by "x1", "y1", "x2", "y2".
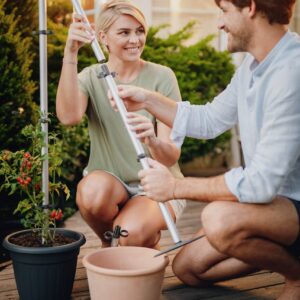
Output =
[{"x1": 291, "y1": 1, "x2": 300, "y2": 33}]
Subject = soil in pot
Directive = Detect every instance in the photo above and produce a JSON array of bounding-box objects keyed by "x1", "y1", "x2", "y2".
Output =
[{"x1": 9, "y1": 231, "x2": 75, "y2": 247}]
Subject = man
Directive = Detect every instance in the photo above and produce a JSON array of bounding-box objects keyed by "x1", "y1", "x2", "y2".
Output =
[{"x1": 114, "y1": 0, "x2": 300, "y2": 299}]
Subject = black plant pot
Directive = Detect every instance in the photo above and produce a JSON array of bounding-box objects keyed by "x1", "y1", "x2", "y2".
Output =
[{"x1": 2, "y1": 228, "x2": 86, "y2": 300}]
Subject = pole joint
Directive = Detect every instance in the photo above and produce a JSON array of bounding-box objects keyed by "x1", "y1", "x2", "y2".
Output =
[
  {"x1": 32, "y1": 30, "x2": 53, "y2": 36},
  {"x1": 137, "y1": 153, "x2": 146, "y2": 162}
]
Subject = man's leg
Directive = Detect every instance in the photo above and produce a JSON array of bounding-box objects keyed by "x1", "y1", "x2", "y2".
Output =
[
  {"x1": 173, "y1": 197, "x2": 300, "y2": 299},
  {"x1": 76, "y1": 170, "x2": 129, "y2": 247},
  {"x1": 173, "y1": 229, "x2": 256, "y2": 286}
]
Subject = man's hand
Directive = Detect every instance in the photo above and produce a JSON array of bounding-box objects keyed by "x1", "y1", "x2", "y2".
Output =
[
  {"x1": 109, "y1": 85, "x2": 151, "y2": 112},
  {"x1": 138, "y1": 158, "x2": 177, "y2": 202}
]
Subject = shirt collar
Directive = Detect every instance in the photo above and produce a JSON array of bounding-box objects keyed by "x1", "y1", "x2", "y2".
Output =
[{"x1": 249, "y1": 31, "x2": 292, "y2": 76}]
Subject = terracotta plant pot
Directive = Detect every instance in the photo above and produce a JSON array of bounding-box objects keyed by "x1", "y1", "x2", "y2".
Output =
[{"x1": 83, "y1": 246, "x2": 169, "y2": 300}]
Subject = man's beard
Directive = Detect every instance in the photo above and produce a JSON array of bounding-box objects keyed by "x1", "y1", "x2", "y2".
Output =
[{"x1": 227, "y1": 29, "x2": 251, "y2": 53}]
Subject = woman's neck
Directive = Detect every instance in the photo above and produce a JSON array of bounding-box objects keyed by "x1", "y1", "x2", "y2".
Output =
[{"x1": 107, "y1": 58, "x2": 145, "y2": 83}]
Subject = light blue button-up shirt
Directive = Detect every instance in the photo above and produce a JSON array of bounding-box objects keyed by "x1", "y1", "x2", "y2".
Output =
[{"x1": 171, "y1": 31, "x2": 300, "y2": 203}]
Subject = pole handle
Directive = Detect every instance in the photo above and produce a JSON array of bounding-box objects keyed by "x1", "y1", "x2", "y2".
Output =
[{"x1": 71, "y1": 0, "x2": 106, "y2": 62}]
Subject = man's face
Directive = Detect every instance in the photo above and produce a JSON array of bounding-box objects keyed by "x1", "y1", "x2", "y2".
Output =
[{"x1": 218, "y1": 0, "x2": 253, "y2": 53}]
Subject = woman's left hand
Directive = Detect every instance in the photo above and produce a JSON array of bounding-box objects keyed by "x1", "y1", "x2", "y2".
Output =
[{"x1": 127, "y1": 112, "x2": 158, "y2": 146}]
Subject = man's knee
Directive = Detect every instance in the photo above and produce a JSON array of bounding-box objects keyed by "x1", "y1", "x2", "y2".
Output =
[
  {"x1": 172, "y1": 251, "x2": 209, "y2": 287},
  {"x1": 172, "y1": 252, "x2": 191, "y2": 283},
  {"x1": 201, "y1": 201, "x2": 249, "y2": 254}
]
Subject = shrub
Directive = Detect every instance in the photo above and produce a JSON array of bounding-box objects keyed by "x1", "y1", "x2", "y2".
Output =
[
  {"x1": 143, "y1": 22, "x2": 235, "y2": 163},
  {"x1": 0, "y1": 0, "x2": 37, "y2": 151}
]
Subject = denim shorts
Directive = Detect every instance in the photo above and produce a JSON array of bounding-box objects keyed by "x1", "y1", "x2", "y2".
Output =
[{"x1": 286, "y1": 198, "x2": 300, "y2": 256}]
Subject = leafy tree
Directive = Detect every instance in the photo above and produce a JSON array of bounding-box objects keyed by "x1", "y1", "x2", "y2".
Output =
[
  {"x1": 0, "y1": 0, "x2": 37, "y2": 151},
  {"x1": 3, "y1": 0, "x2": 38, "y2": 37},
  {"x1": 0, "y1": 0, "x2": 38, "y2": 228},
  {"x1": 48, "y1": 0, "x2": 73, "y2": 26}
]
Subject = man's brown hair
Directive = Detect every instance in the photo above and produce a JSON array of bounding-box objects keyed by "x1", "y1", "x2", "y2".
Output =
[{"x1": 215, "y1": 0, "x2": 296, "y2": 24}]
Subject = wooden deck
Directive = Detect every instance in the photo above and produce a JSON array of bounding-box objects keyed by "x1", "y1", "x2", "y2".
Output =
[{"x1": 0, "y1": 201, "x2": 284, "y2": 299}]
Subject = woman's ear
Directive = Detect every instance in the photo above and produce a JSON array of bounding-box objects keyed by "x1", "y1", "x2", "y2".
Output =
[
  {"x1": 99, "y1": 31, "x2": 107, "y2": 45},
  {"x1": 99, "y1": 31, "x2": 110, "y2": 52}
]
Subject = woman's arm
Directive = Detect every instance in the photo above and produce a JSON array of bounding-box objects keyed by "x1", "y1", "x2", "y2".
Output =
[
  {"x1": 152, "y1": 122, "x2": 180, "y2": 166},
  {"x1": 127, "y1": 113, "x2": 180, "y2": 166},
  {"x1": 56, "y1": 14, "x2": 93, "y2": 125}
]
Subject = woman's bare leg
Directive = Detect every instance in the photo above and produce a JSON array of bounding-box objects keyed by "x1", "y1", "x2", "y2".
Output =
[
  {"x1": 76, "y1": 171, "x2": 129, "y2": 247},
  {"x1": 114, "y1": 196, "x2": 176, "y2": 248}
]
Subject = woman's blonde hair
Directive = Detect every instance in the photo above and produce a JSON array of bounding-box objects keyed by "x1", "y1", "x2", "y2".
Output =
[{"x1": 95, "y1": 0, "x2": 148, "y2": 35}]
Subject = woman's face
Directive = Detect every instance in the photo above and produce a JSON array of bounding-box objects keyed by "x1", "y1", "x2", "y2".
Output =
[{"x1": 102, "y1": 14, "x2": 146, "y2": 62}]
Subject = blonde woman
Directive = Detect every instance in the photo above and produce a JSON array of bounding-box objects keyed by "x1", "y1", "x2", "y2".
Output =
[{"x1": 56, "y1": 0, "x2": 186, "y2": 248}]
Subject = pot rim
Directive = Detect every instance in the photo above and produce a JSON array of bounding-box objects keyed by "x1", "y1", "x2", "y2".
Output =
[
  {"x1": 2, "y1": 228, "x2": 86, "y2": 254},
  {"x1": 83, "y1": 246, "x2": 169, "y2": 277}
]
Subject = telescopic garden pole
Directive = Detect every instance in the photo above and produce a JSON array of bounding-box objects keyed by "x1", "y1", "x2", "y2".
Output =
[
  {"x1": 39, "y1": 0, "x2": 49, "y2": 208},
  {"x1": 71, "y1": 0, "x2": 203, "y2": 255}
]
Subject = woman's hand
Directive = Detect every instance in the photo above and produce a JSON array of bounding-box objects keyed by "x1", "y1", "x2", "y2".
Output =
[
  {"x1": 65, "y1": 13, "x2": 95, "y2": 55},
  {"x1": 127, "y1": 112, "x2": 158, "y2": 146}
]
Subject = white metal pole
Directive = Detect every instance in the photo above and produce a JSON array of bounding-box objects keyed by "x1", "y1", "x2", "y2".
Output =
[{"x1": 39, "y1": 0, "x2": 49, "y2": 207}]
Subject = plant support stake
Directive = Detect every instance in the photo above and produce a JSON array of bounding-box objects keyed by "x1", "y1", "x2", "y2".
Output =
[
  {"x1": 71, "y1": 0, "x2": 200, "y2": 256},
  {"x1": 39, "y1": 0, "x2": 49, "y2": 209}
]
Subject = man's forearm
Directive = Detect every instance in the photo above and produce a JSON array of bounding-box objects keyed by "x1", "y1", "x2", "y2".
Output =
[
  {"x1": 145, "y1": 91, "x2": 178, "y2": 128},
  {"x1": 174, "y1": 174, "x2": 238, "y2": 202}
]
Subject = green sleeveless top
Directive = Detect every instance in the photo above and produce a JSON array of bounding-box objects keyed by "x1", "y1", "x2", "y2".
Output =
[{"x1": 78, "y1": 61, "x2": 183, "y2": 183}]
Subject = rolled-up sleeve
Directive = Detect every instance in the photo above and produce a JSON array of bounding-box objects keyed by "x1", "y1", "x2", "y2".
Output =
[
  {"x1": 171, "y1": 102, "x2": 192, "y2": 148},
  {"x1": 171, "y1": 71, "x2": 239, "y2": 148}
]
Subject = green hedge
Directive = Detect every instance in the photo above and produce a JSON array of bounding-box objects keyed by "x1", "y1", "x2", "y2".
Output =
[
  {"x1": 0, "y1": 0, "x2": 38, "y2": 151},
  {"x1": 143, "y1": 22, "x2": 235, "y2": 162}
]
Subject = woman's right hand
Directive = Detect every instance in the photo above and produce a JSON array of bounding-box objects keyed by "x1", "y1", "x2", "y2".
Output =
[
  {"x1": 127, "y1": 112, "x2": 157, "y2": 146},
  {"x1": 65, "y1": 13, "x2": 95, "y2": 55}
]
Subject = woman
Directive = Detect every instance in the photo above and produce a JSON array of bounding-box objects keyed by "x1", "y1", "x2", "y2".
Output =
[{"x1": 56, "y1": 0, "x2": 186, "y2": 248}]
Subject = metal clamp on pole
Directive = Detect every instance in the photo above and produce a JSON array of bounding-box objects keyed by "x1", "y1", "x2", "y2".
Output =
[
  {"x1": 71, "y1": 0, "x2": 200, "y2": 256},
  {"x1": 104, "y1": 225, "x2": 129, "y2": 247}
]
